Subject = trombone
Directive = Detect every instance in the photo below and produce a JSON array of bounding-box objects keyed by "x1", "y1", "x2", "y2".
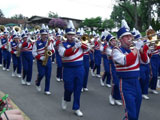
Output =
[{"x1": 130, "y1": 30, "x2": 160, "y2": 50}]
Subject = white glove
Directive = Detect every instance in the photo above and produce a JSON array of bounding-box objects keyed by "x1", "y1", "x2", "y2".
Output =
[
  {"x1": 145, "y1": 40, "x2": 150, "y2": 46},
  {"x1": 47, "y1": 44, "x2": 53, "y2": 50},
  {"x1": 4, "y1": 45, "x2": 7, "y2": 49},
  {"x1": 14, "y1": 51, "x2": 18, "y2": 54},
  {"x1": 74, "y1": 42, "x2": 82, "y2": 49},
  {"x1": 40, "y1": 56, "x2": 45, "y2": 61},
  {"x1": 19, "y1": 43, "x2": 22, "y2": 48},
  {"x1": 100, "y1": 45, "x2": 104, "y2": 52},
  {"x1": 135, "y1": 40, "x2": 144, "y2": 50}
]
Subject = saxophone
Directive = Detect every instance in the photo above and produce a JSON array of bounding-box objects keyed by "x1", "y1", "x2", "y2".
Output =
[{"x1": 42, "y1": 37, "x2": 53, "y2": 66}]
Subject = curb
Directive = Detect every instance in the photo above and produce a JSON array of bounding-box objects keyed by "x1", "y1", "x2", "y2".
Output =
[{"x1": 0, "y1": 91, "x2": 30, "y2": 120}]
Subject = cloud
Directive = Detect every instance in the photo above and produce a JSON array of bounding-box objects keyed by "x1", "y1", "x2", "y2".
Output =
[{"x1": 1, "y1": 0, "x2": 115, "y2": 19}]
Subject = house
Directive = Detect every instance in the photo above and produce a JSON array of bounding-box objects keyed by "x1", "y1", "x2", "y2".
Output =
[
  {"x1": 27, "y1": 15, "x2": 83, "y2": 28},
  {"x1": 0, "y1": 18, "x2": 26, "y2": 26}
]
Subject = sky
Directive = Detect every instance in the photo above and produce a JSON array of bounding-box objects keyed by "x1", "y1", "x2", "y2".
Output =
[{"x1": 1, "y1": 0, "x2": 116, "y2": 20}]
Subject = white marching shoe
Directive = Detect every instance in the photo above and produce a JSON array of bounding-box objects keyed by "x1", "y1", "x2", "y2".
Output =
[
  {"x1": 17, "y1": 74, "x2": 22, "y2": 78},
  {"x1": 106, "y1": 84, "x2": 111, "y2": 88},
  {"x1": 12, "y1": 72, "x2": 16, "y2": 77},
  {"x1": 44, "y1": 91, "x2": 51, "y2": 95},
  {"x1": 157, "y1": 80, "x2": 160, "y2": 88},
  {"x1": 2, "y1": 67, "x2": 6, "y2": 71},
  {"x1": 109, "y1": 94, "x2": 115, "y2": 105},
  {"x1": 100, "y1": 78, "x2": 105, "y2": 86},
  {"x1": 0, "y1": 64, "x2": 2, "y2": 67},
  {"x1": 142, "y1": 95, "x2": 150, "y2": 100},
  {"x1": 56, "y1": 77, "x2": 61, "y2": 82},
  {"x1": 115, "y1": 100, "x2": 122, "y2": 106},
  {"x1": 21, "y1": 78, "x2": 26, "y2": 85},
  {"x1": 83, "y1": 88, "x2": 89, "y2": 92},
  {"x1": 91, "y1": 70, "x2": 95, "y2": 76},
  {"x1": 61, "y1": 98, "x2": 67, "y2": 110},
  {"x1": 26, "y1": 82, "x2": 31, "y2": 86},
  {"x1": 81, "y1": 88, "x2": 84, "y2": 92},
  {"x1": 6, "y1": 69, "x2": 10, "y2": 71},
  {"x1": 36, "y1": 85, "x2": 41, "y2": 92},
  {"x1": 150, "y1": 89, "x2": 159, "y2": 94},
  {"x1": 96, "y1": 74, "x2": 101, "y2": 78},
  {"x1": 74, "y1": 109, "x2": 83, "y2": 117}
]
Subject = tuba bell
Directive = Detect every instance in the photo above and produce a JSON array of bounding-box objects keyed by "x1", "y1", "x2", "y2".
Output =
[
  {"x1": 34, "y1": 25, "x2": 41, "y2": 31},
  {"x1": 0, "y1": 25, "x2": 5, "y2": 32},
  {"x1": 13, "y1": 26, "x2": 21, "y2": 33},
  {"x1": 81, "y1": 34, "x2": 90, "y2": 44}
]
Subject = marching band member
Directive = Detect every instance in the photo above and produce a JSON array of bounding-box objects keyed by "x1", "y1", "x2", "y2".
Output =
[
  {"x1": 49, "y1": 30, "x2": 56, "y2": 64},
  {"x1": 135, "y1": 30, "x2": 150, "y2": 100},
  {"x1": 105, "y1": 32, "x2": 122, "y2": 106},
  {"x1": 55, "y1": 29, "x2": 63, "y2": 82},
  {"x1": 1, "y1": 29, "x2": 11, "y2": 71},
  {"x1": 58, "y1": 20, "x2": 88, "y2": 117},
  {"x1": 32, "y1": 24, "x2": 55, "y2": 95},
  {"x1": 92, "y1": 34, "x2": 102, "y2": 78},
  {"x1": 20, "y1": 31, "x2": 33, "y2": 85},
  {"x1": 81, "y1": 33, "x2": 90, "y2": 92},
  {"x1": 90, "y1": 31, "x2": 95, "y2": 75},
  {"x1": 100, "y1": 31, "x2": 111, "y2": 87},
  {"x1": 9, "y1": 32, "x2": 21, "y2": 78},
  {"x1": 0, "y1": 33, "x2": 3, "y2": 67},
  {"x1": 147, "y1": 26, "x2": 160, "y2": 94},
  {"x1": 112, "y1": 20, "x2": 149, "y2": 120}
]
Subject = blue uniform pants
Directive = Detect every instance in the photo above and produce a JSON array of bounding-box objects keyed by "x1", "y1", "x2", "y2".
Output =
[
  {"x1": 0, "y1": 48, "x2": 2, "y2": 64},
  {"x1": 56, "y1": 51, "x2": 62, "y2": 79},
  {"x1": 111, "y1": 62, "x2": 121, "y2": 100},
  {"x1": 93, "y1": 50, "x2": 101, "y2": 74},
  {"x1": 83, "y1": 55, "x2": 89, "y2": 88},
  {"x1": 12, "y1": 54, "x2": 21, "y2": 74},
  {"x1": 56, "y1": 67, "x2": 62, "y2": 79},
  {"x1": 21, "y1": 52, "x2": 33, "y2": 82},
  {"x1": 2, "y1": 50, "x2": 11, "y2": 69},
  {"x1": 36, "y1": 58, "x2": 52, "y2": 92},
  {"x1": 63, "y1": 66, "x2": 84, "y2": 110},
  {"x1": 52, "y1": 53, "x2": 55, "y2": 62},
  {"x1": 140, "y1": 64, "x2": 150, "y2": 94},
  {"x1": 120, "y1": 78, "x2": 142, "y2": 120},
  {"x1": 89, "y1": 53, "x2": 94, "y2": 69},
  {"x1": 150, "y1": 55, "x2": 159, "y2": 90},
  {"x1": 102, "y1": 56, "x2": 111, "y2": 84}
]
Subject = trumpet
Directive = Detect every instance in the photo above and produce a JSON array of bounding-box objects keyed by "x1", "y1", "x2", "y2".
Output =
[{"x1": 60, "y1": 36, "x2": 67, "y2": 42}]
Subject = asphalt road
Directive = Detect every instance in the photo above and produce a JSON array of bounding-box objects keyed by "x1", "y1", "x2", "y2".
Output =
[{"x1": 0, "y1": 61, "x2": 160, "y2": 120}]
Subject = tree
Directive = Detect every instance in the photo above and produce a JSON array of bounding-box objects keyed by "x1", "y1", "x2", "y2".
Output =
[
  {"x1": 0, "y1": 9, "x2": 4, "y2": 18},
  {"x1": 49, "y1": 18, "x2": 67, "y2": 29},
  {"x1": 101, "y1": 19, "x2": 115, "y2": 32},
  {"x1": 111, "y1": 0, "x2": 160, "y2": 31},
  {"x1": 48, "y1": 11, "x2": 59, "y2": 18},
  {"x1": 11, "y1": 14, "x2": 27, "y2": 19},
  {"x1": 80, "y1": 17, "x2": 102, "y2": 31}
]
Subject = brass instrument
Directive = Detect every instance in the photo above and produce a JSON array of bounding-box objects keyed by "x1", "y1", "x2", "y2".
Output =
[
  {"x1": 130, "y1": 28, "x2": 160, "y2": 49},
  {"x1": 81, "y1": 34, "x2": 90, "y2": 44},
  {"x1": 13, "y1": 26, "x2": 21, "y2": 33},
  {"x1": 34, "y1": 25, "x2": 41, "y2": 31},
  {"x1": 0, "y1": 25, "x2": 5, "y2": 32},
  {"x1": 146, "y1": 29, "x2": 160, "y2": 49},
  {"x1": 42, "y1": 37, "x2": 53, "y2": 66},
  {"x1": 60, "y1": 36, "x2": 67, "y2": 42}
]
